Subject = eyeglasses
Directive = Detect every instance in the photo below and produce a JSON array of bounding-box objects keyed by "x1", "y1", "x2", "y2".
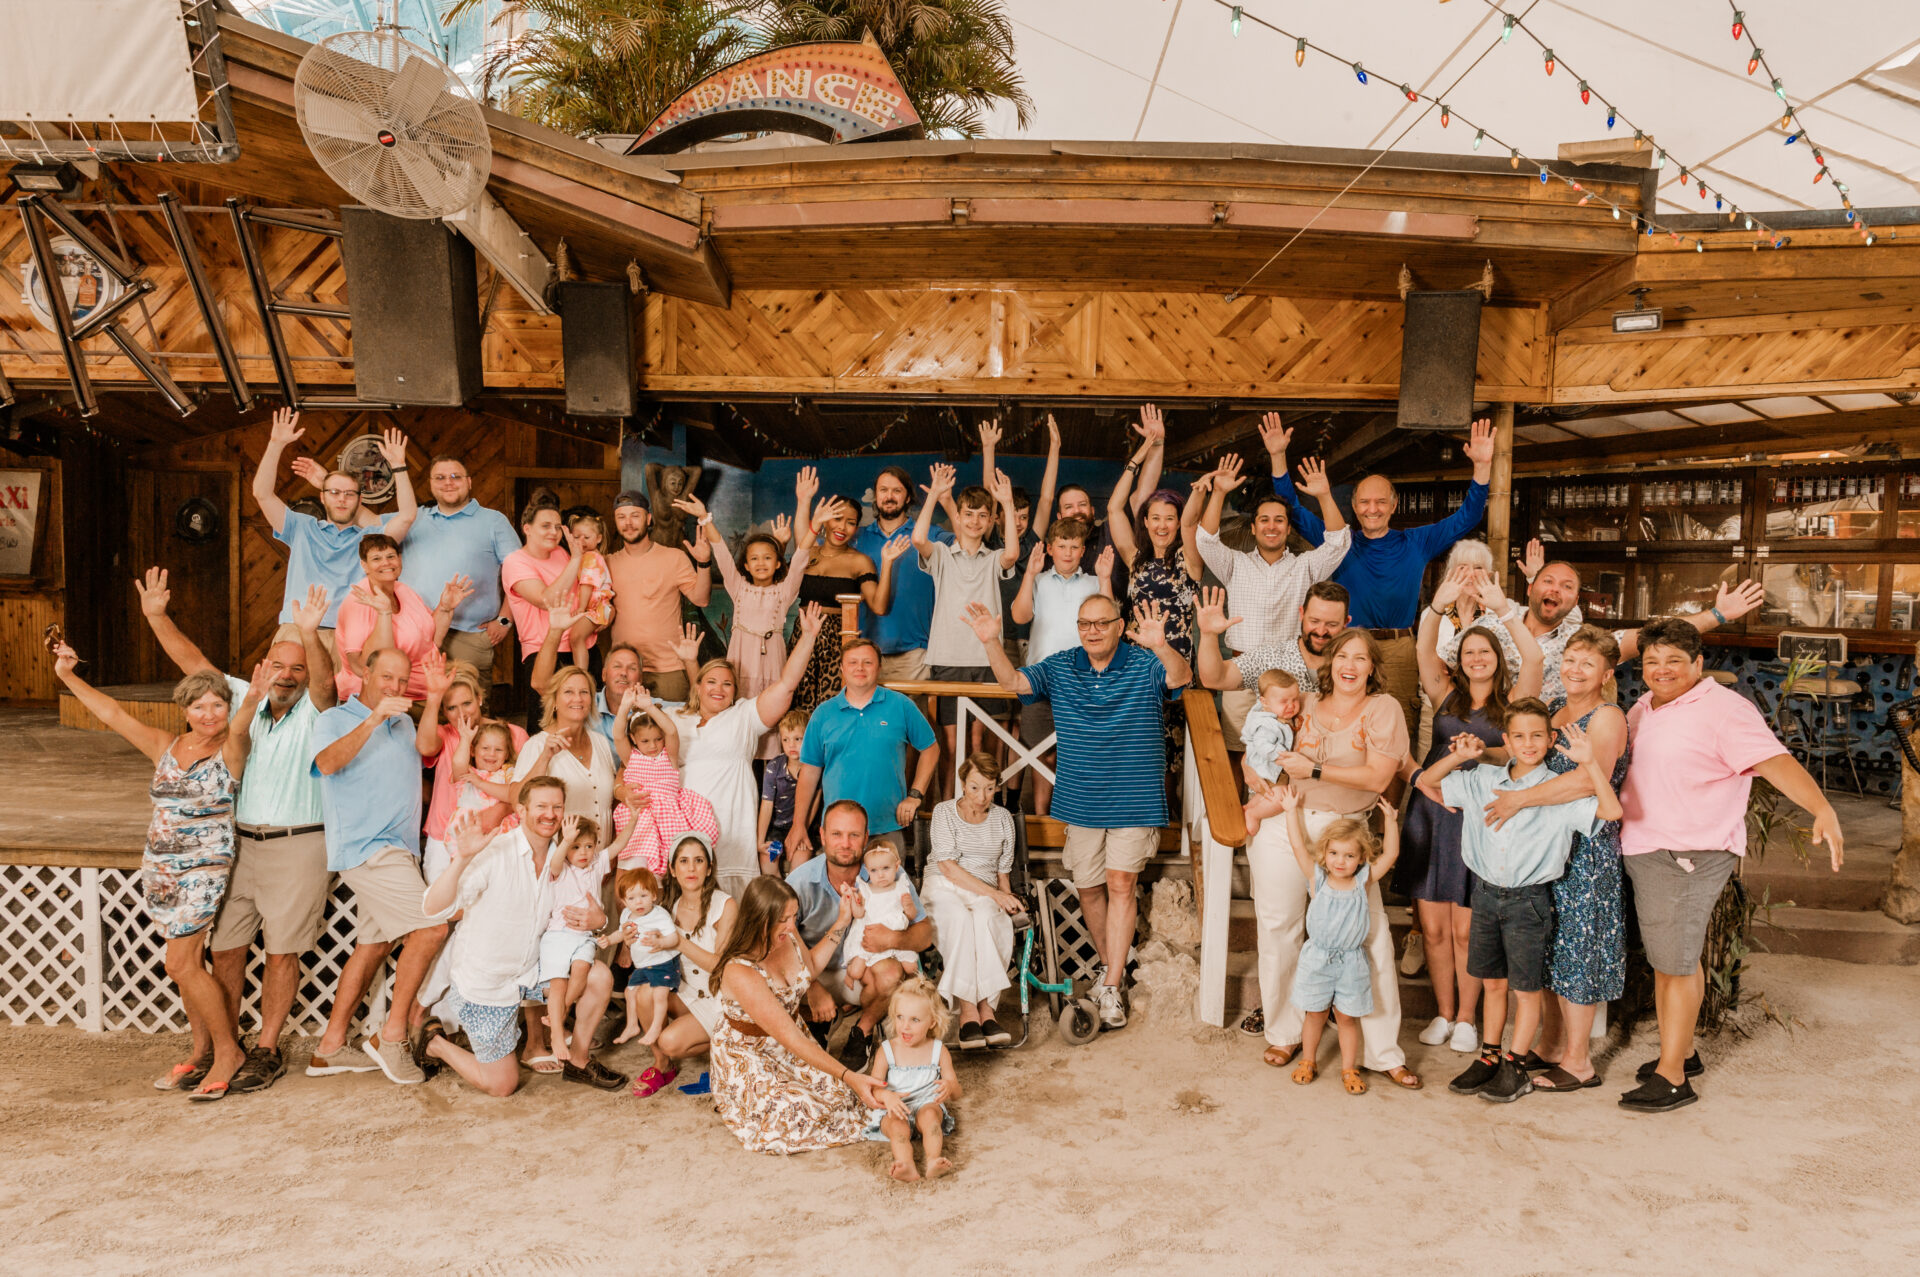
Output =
[
  {"x1": 1076, "y1": 617, "x2": 1122, "y2": 631},
  {"x1": 322, "y1": 486, "x2": 359, "y2": 497}
]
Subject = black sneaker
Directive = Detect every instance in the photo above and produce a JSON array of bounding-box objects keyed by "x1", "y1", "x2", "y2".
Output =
[
  {"x1": 980, "y1": 1017, "x2": 1012, "y2": 1047},
  {"x1": 1480, "y1": 1056, "x2": 1534, "y2": 1103},
  {"x1": 1634, "y1": 1052, "x2": 1704, "y2": 1082},
  {"x1": 957, "y1": 1020, "x2": 986, "y2": 1050},
  {"x1": 1619, "y1": 1076, "x2": 1699, "y2": 1113},
  {"x1": 1448, "y1": 1050, "x2": 1503, "y2": 1095},
  {"x1": 838, "y1": 1023, "x2": 874, "y2": 1072},
  {"x1": 227, "y1": 1045, "x2": 287, "y2": 1095}
]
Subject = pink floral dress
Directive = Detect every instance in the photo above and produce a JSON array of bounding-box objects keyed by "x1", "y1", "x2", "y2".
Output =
[{"x1": 712, "y1": 533, "x2": 810, "y2": 758}]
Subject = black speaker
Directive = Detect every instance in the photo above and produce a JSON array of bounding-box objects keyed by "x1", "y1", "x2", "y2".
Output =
[
  {"x1": 559, "y1": 281, "x2": 639, "y2": 417},
  {"x1": 1397, "y1": 290, "x2": 1483, "y2": 429},
  {"x1": 341, "y1": 207, "x2": 482, "y2": 406}
]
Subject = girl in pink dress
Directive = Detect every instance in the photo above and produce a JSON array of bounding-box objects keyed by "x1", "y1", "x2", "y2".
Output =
[
  {"x1": 691, "y1": 467, "x2": 843, "y2": 757},
  {"x1": 612, "y1": 686, "x2": 719, "y2": 873}
]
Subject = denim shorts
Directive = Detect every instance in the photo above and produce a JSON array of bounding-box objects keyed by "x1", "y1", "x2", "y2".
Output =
[
  {"x1": 1467, "y1": 880, "x2": 1555, "y2": 993},
  {"x1": 627, "y1": 960, "x2": 682, "y2": 991},
  {"x1": 1289, "y1": 939, "x2": 1373, "y2": 1018}
]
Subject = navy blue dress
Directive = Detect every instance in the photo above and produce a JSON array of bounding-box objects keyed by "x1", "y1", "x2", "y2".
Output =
[
  {"x1": 1543, "y1": 698, "x2": 1630, "y2": 1004},
  {"x1": 1400, "y1": 698, "x2": 1502, "y2": 908}
]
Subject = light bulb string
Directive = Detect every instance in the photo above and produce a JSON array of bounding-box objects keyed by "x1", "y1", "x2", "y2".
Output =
[
  {"x1": 1720, "y1": 0, "x2": 1865, "y2": 233},
  {"x1": 1204, "y1": 0, "x2": 1797, "y2": 261}
]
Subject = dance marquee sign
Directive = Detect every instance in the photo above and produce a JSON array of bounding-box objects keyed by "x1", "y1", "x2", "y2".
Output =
[{"x1": 628, "y1": 36, "x2": 923, "y2": 155}]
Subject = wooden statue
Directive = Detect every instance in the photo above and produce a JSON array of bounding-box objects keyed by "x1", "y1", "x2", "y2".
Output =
[{"x1": 645, "y1": 462, "x2": 703, "y2": 548}]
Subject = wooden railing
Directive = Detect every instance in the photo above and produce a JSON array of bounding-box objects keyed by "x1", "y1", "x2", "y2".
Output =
[{"x1": 1181, "y1": 688, "x2": 1245, "y2": 1028}]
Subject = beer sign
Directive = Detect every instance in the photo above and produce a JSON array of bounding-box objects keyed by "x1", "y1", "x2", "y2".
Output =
[
  {"x1": 0, "y1": 469, "x2": 42, "y2": 576},
  {"x1": 630, "y1": 35, "x2": 923, "y2": 155}
]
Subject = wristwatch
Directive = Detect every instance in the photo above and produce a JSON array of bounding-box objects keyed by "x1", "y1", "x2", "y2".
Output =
[
  {"x1": 496, "y1": 615, "x2": 511, "y2": 627},
  {"x1": 906, "y1": 787, "x2": 925, "y2": 802},
  {"x1": 1310, "y1": 764, "x2": 1322, "y2": 781}
]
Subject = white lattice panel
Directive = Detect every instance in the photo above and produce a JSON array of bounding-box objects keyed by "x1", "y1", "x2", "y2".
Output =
[
  {"x1": 1040, "y1": 877, "x2": 1104, "y2": 988},
  {"x1": 1, "y1": 865, "x2": 92, "y2": 1028}
]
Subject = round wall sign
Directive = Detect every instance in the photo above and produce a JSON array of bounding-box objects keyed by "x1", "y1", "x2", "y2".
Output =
[
  {"x1": 18, "y1": 235, "x2": 126, "y2": 333},
  {"x1": 335, "y1": 435, "x2": 396, "y2": 505}
]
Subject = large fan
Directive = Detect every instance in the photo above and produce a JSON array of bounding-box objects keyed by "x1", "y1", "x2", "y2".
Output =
[{"x1": 294, "y1": 28, "x2": 490, "y2": 219}]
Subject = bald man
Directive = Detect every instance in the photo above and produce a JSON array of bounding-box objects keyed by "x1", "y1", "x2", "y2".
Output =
[
  {"x1": 136, "y1": 567, "x2": 339, "y2": 1095},
  {"x1": 1263, "y1": 413, "x2": 1494, "y2": 740}
]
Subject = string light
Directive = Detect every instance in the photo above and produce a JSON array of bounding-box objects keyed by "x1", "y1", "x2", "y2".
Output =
[
  {"x1": 1654, "y1": 150, "x2": 1666, "y2": 170},
  {"x1": 1772, "y1": 77, "x2": 1786, "y2": 100},
  {"x1": 1439, "y1": 104, "x2": 1450, "y2": 126},
  {"x1": 1353, "y1": 61, "x2": 1367, "y2": 84},
  {"x1": 1605, "y1": 108, "x2": 1615, "y2": 129},
  {"x1": 1728, "y1": 2, "x2": 1863, "y2": 236},
  {"x1": 1230, "y1": 5, "x2": 1242, "y2": 36},
  {"x1": 1539, "y1": 165, "x2": 1549, "y2": 183},
  {"x1": 1471, "y1": 127, "x2": 1483, "y2": 149},
  {"x1": 1578, "y1": 79, "x2": 1589, "y2": 104},
  {"x1": 1402, "y1": 83, "x2": 1417, "y2": 102},
  {"x1": 1501, "y1": 13, "x2": 1513, "y2": 42},
  {"x1": 1294, "y1": 36, "x2": 1305, "y2": 65},
  {"x1": 1747, "y1": 48, "x2": 1761, "y2": 75},
  {"x1": 1542, "y1": 48, "x2": 1555, "y2": 76},
  {"x1": 1731, "y1": 10, "x2": 1744, "y2": 39},
  {"x1": 1510, "y1": 147, "x2": 1520, "y2": 169}
]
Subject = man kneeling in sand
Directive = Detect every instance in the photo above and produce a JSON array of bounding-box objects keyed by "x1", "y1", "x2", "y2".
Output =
[{"x1": 414, "y1": 777, "x2": 627, "y2": 1095}]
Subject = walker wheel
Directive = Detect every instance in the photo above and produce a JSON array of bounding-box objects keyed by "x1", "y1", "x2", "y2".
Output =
[{"x1": 1058, "y1": 997, "x2": 1100, "y2": 1046}]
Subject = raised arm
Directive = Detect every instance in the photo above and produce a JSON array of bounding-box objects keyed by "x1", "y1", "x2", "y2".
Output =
[
  {"x1": 52, "y1": 644, "x2": 174, "y2": 761},
  {"x1": 962, "y1": 602, "x2": 1032, "y2": 697},
  {"x1": 249, "y1": 407, "x2": 302, "y2": 534},
  {"x1": 1194, "y1": 586, "x2": 1249, "y2": 692},
  {"x1": 1129, "y1": 403, "x2": 1166, "y2": 514},
  {"x1": 979, "y1": 417, "x2": 1000, "y2": 491},
  {"x1": 988, "y1": 468, "x2": 1021, "y2": 571},
  {"x1": 862, "y1": 539, "x2": 908, "y2": 616},
  {"x1": 289, "y1": 584, "x2": 337, "y2": 710},
  {"x1": 221, "y1": 660, "x2": 271, "y2": 779},
  {"x1": 1480, "y1": 570, "x2": 1543, "y2": 698},
  {"x1": 1559, "y1": 723, "x2": 1623, "y2": 823},
  {"x1": 1010, "y1": 541, "x2": 1045, "y2": 626},
  {"x1": 134, "y1": 567, "x2": 219, "y2": 677},
  {"x1": 754, "y1": 603, "x2": 825, "y2": 728},
  {"x1": 1416, "y1": 568, "x2": 1468, "y2": 707},
  {"x1": 415, "y1": 648, "x2": 455, "y2": 757},
  {"x1": 1034, "y1": 414, "x2": 1061, "y2": 536},
  {"x1": 671, "y1": 494, "x2": 715, "y2": 607},
  {"x1": 529, "y1": 604, "x2": 575, "y2": 696},
  {"x1": 1260, "y1": 412, "x2": 1323, "y2": 545},
  {"x1": 1130, "y1": 599, "x2": 1192, "y2": 690},
  {"x1": 1281, "y1": 788, "x2": 1316, "y2": 880},
  {"x1": 431, "y1": 575, "x2": 473, "y2": 649},
  {"x1": 1408, "y1": 419, "x2": 1493, "y2": 557},
  {"x1": 1616, "y1": 579, "x2": 1766, "y2": 662},
  {"x1": 375, "y1": 427, "x2": 419, "y2": 542},
  {"x1": 1372, "y1": 796, "x2": 1402, "y2": 878},
  {"x1": 1107, "y1": 435, "x2": 1151, "y2": 568},
  {"x1": 913, "y1": 463, "x2": 955, "y2": 562},
  {"x1": 1294, "y1": 456, "x2": 1348, "y2": 535}
]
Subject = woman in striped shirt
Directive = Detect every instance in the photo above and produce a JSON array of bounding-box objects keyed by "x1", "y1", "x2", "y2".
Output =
[{"x1": 922, "y1": 752, "x2": 1021, "y2": 1049}]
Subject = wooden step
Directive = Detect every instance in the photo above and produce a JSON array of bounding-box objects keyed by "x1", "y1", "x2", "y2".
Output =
[
  {"x1": 58, "y1": 683, "x2": 185, "y2": 734},
  {"x1": 1222, "y1": 949, "x2": 1440, "y2": 1024},
  {"x1": 1752, "y1": 905, "x2": 1920, "y2": 966}
]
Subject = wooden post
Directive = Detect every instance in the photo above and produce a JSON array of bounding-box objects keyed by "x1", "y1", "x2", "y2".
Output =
[
  {"x1": 1487, "y1": 402, "x2": 1515, "y2": 575},
  {"x1": 1887, "y1": 640, "x2": 1920, "y2": 924},
  {"x1": 837, "y1": 593, "x2": 861, "y2": 639}
]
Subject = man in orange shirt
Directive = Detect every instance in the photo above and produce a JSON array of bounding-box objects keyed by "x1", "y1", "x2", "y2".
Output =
[{"x1": 606, "y1": 489, "x2": 713, "y2": 701}]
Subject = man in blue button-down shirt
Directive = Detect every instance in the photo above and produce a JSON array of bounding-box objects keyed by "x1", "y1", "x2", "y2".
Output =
[
  {"x1": 307, "y1": 648, "x2": 448, "y2": 1085},
  {"x1": 397, "y1": 456, "x2": 522, "y2": 682},
  {"x1": 855, "y1": 465, "x2": 952, "y2": 683},
  {"x1": 1264, "y1": 412, "x2": 1494, "y2": 741}
]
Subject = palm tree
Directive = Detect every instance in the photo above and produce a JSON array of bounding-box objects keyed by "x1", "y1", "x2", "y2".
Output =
[
  {"x1": 754, "y1": 0, "x2": 1032, "y2": 137},
  {"x1": 444, "y1": 0, "x2": 759, "y2": 137}
]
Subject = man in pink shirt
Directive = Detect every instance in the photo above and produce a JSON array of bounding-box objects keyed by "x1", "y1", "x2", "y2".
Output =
[{"x1": 1616, "y1": 619, "x2": 1842, "y2": 1113}]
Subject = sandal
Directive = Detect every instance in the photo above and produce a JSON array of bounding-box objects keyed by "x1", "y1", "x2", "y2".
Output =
[
  {"x1": 631, "y1": 1066, "x2": 678, "y2": 1098},
  {"x1": 1533, "y1": 1065, "x2": 1602, "y2": 1091},
  {"x1": 154, "y1": 1061, "x2": 208, "y2": 1092},
  {"x1": 525, "y1": 1054, "x2": 564, "y2": 1075},
  {"x1": 1290, "y1": 1058, "x2": 1317, "y2": 1086},
  {"x1": 1384, "y1": 1066, "x2": 1423, "y2": 1091},
  {"x1": 1239, "y1": 1008, "x2": 1265, "y2": 1037},
  {"x1": 186, "y1": 1081, "x2": 229, "y2": 1103},
  {"x1": 1516, "y1": 1051, "x2": 1557, "y2": 1072},
  {"x1": 1342, "y1": 1069, "x2": 1368, "y2": 1095},
  {"x1": 1262, "y1": 1043, "x2": 1300, "y2": 1068}
]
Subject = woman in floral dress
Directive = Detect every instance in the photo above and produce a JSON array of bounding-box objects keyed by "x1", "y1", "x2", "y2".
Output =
[
  {"x1": 1108, "y1": 425, "x2": 1200, "y2": 788},
  {"x1": 708, "y1": 877, "x2": 886, "y2": 1154}
]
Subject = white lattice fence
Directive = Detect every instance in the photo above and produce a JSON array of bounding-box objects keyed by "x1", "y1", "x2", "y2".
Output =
[{"x1": 6, "y1": 864, "x2": 387, "y2": 1036}]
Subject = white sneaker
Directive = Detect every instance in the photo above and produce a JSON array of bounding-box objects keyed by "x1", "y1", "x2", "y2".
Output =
[
  {"x1": 1096, "y1": 984, "x2": 1128, "y2": 1030},
  {"x1": 1448, "y1": 1021, "x2": 1481, "y2": 1054},
  {"x1": 1418, "y1": 1015, "x2": 1453, "y2": 1046}
]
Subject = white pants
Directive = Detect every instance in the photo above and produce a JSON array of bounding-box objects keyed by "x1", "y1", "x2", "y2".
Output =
[
  {"x1": 924, "y1": 871, "x2": 1013, "y2": 1008},
  {"x1": 1247, "y1": 808, "x2": 1406, "y2": 1070}
]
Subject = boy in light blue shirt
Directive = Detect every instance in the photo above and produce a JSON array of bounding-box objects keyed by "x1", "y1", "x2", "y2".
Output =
[
  {"x1": 1008, "y1": 516, "x2": 1114, "y2": 816},
  {"x1": 1422, "y1": 698, "x2": 1622, "y2": 1104}
]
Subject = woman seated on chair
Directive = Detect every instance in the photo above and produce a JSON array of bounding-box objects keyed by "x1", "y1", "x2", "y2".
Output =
[{"x1": 923, "y1": 752, "x2": 1023, "y2": 1049}]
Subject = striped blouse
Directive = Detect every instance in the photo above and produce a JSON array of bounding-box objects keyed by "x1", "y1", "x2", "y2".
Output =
[{"x1": 927, "y1": 800, "x2": 1016, "y2": 883}]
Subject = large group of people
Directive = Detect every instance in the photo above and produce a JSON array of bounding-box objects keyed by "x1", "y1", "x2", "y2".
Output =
[{"x1": 50, "y1": 400, "x2": 1845, "y2": 1160}]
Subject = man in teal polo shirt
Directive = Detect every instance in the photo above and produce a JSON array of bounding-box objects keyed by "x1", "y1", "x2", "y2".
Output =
[{"x1": 787, "y1": 637, "x2": 939, "y2": 859}]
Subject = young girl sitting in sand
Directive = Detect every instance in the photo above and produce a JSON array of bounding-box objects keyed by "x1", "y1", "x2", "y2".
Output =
[
  {"x1": 1264, "y1": 787, "x2": 1400, "y2": 1095},
  {"x1": 606, "y1": 867, "x2": 682, "y2": 1048},
  {"x1": 611, "y1": 685, "x2": 718, "y2": 872},
  {"x1": 865, "y1": 977, "x2": 961, "y2": 1182},
  {"x1": 538, "y1": 816, "x2": 606, "y2": 1066},
  {"x1": 845, "y1": 842, "x2": 920, "y2": 985}
]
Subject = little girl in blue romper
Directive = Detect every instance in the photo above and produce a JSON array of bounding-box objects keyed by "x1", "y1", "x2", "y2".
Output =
[
  {"x1": 864, "y1": 976, "x2": 963, "y2": 1182},
  {"x1": 1277, "y1": 788, "x2": 1402, "y2": 1096}
]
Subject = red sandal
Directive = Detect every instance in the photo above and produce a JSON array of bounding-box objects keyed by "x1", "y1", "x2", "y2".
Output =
[{"x1": 631, "y1": 1066, "x2": 678, "y2": 1097}]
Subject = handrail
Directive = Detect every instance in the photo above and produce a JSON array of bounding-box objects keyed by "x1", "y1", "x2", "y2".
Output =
[
  {"x1": 884, "y1": 679, "x2": 1019, "y2": 700},
  {"x1": 1182, "y1": 688, "x2": 1246, "y2": 847}
]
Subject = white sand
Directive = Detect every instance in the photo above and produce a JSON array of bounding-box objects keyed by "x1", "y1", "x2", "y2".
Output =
[{"x1": 2, "y1": 953, "x2": 1916, "y2": 1275}]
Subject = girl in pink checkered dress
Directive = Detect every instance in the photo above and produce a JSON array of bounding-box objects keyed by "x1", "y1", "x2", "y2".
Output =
[{"x1": 612, "y1": 685, "x2": 719, "y2": 873}]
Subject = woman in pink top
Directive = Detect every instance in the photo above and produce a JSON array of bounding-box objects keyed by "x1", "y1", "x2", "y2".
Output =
[
  {"x1": 503, "y1": 490, "x2": 598, "y2": 663},
  {"x1": 334, "y1": 534, "x2": 469, "y2": 701},
  {"x1": 689, "y1": 467, "x2": 842, "y2": 757}
]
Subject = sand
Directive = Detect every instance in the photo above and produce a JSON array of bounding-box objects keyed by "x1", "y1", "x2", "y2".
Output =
[{"x1": 2, "y1": 953, "x2": 1916, "y2": 1276}]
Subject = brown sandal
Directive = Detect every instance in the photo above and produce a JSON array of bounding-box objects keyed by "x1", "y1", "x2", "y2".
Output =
[
  {"x1": 1263, "y1": 1043, "x2": 1300, "y2": 1068},
  {"x1": 1291, "y1": 1058, "x2": 1317, "y2": 1085},
  {"x1": 1342, "y1": 1069, "x2": 1368, "y2": 1095},
  {"x1": 1385, "y1": 1066, "x2": 1423, "y2": 1090}
]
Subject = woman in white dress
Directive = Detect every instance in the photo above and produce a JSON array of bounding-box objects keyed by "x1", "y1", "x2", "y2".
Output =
[
  {"x1": 923, "y1": 751, "x2": 1022, "y2": 1050},
  {"x1": 675, "y1": 603, "x2": 826, "y2": 900},
  {"x1": 631, "y1": 831, "x2": 737, "y2": 1097}
]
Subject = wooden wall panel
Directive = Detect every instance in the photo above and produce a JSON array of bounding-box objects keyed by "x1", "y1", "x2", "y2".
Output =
[
  {"x1": 640, "y1": 288, "x2": 1551, "y2": 401},
  {"x1": 0, "y1": 592, "x2": 62, "y2": 701},
  {"x1": 1553, "y1": 317, "x2": 1920, "y2": 404}
]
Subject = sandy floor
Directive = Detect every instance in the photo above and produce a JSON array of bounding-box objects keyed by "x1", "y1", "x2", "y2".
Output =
[{"x1": 3, "y1": 953, "x2": 1916, "y2": 1276}]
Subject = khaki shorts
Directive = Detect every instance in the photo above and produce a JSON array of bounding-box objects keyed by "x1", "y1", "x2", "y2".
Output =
[
  {"x1": 209, "y1": 827, "x2": 332, "y2": 954},
  {"x1": 339, "y1": 846, "x2": 435, "y2": 946},
  {"x1": 1061, "y1": 825, "x2": 1159, "y2": 889},
  {"x1": 879, "y1": 650, "x2": 928, "y2": 685},
  {"x1": 642, "y1": 667, "x2": 690, "y2": 702},
  {"x1": 441, "y1": 628, "x2": 497, "y2": 681},
  {"x1": 1219, "y1": 688, "x2": 1256, "y2": 753}
]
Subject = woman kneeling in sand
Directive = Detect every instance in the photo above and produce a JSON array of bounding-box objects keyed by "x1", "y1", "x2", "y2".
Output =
[{"x1": 708, "y1": 877, "x2": 886, "y2": 1153}]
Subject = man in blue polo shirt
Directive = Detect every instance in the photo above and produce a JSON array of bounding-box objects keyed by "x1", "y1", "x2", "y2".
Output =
[
  {"x1": 252, "y1": 407, "x2": 418, "y2": 634},
  {"x1": 1264, "y1": 412, "x2": 1493, "y2": 740},
  {"x1": 396, "y1": 454, "x2": 522, "y2": 680},
  {"x1": 788, "y1": 637, "x2": 939, "y2": 859},
  {"x1": 307, "y1": 648, "x2": 448, "y2": 1086},
  {"x1": 855, "y1": 465, "x2": 952, "y2": 684},
  {"x1": 964, "y1": 592, "x2": 1190, "y2": 1032}
]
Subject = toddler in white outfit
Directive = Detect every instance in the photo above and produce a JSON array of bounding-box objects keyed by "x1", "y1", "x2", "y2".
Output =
[
  {"x1": 844, "y1": 842, "x2": 920, "y2": 983},
  {"x1": 605, "y1": 866, "x2": 683, "y2": 1046},
  {"x1": 538, "y1": 817, "x2": 607, "y2": 1057}
]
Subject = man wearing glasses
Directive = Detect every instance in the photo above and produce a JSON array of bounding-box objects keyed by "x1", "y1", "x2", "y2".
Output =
[
  {"x1": 963, "y1": 594, "x2": 1190, "y2": 1032},
  {"x1": 252, "y1": 407, "x2": 419, "y2": 654}
]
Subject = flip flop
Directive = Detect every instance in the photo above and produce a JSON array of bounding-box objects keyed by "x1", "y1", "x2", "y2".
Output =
[
  {"x1": 154, "y1": 1061, "x2": 207, "y2": 1091},
  {"x1": 186, "y1": 1081, "x2": 229, "y2": 1103},
  {"x1": 525, "y1": 1054, "x2": 564, "y2": 1075},
  {"x1": 1533, "y1": 1065, "x2": 1602, "y2": 1091},
  {"x1": 631, "y1": 1067, "x2": 678, "y2": 1097},
  {"x1": 678, "y1": 1071, "x2": 712, "y2": 1096}
]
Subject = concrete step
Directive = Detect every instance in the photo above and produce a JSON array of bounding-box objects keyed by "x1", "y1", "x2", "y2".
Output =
[
  {"x1": 1742, "y1": 856, "x2": 1886, "y2": 913},
  {"x1": 1221, "y1": 950, "x2": 1441, "y2": 1023},
  {"x1": 1752, "y1": 904, "x2": 1920, "y2": 966},
  {"x1": 1225, "y1": 897, "x2": 1414, "y2": 952}
]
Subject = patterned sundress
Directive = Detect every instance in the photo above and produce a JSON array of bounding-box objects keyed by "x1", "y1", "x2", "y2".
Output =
[
  {"x1": 143, "y1": 741, "x2": 238, "y2": 938},
  {"x1": 1543, "y1": 698, "x2": 1631, "y2": 1004},
  {"x1": 795, "y1": 569, "x2": 876, "y2": 712},
  {"x1": 710, "y1": 941, "x2": 869, "y2": 1155},
  {"x1": 1125, "y1": 550, "x2": 1197, "y2": 786}
]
